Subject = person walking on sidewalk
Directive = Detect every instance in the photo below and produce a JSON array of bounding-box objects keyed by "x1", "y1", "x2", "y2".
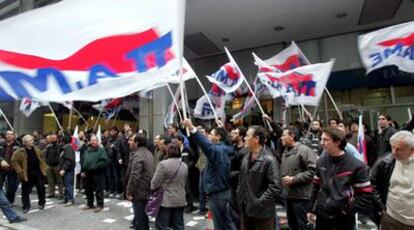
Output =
[
  {"x1": 59, "y1": 134, "x2": 76, "y2": 206},
  {"x1": 11, "y1": 135, "x2": 48, "y2": 213}
]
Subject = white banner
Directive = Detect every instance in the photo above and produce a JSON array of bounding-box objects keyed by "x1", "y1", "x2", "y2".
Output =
[
  {"x1": 258, "y1": 61, "x2": 334, "y2": 106},
  {"x1": 358, "y1": 21, "x2": 414, "y2": 73},
  {"x1": 0, "y1": 0, "x2": 184, "y2": 102}
]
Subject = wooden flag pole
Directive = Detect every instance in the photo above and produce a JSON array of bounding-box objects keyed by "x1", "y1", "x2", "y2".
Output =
[
  {"x1": 48, "y1": 103, "x2": 63, "y2": 132},
  {"x1": 0, "y1": 108, "x2": 14, "y2": 131}
]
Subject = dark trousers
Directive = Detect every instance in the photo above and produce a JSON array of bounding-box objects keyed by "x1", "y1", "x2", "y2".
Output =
[
  {"x1": 198, "y1": 171, "x2": 207, "y2": 212},
  {"x1": 286, "y1": 198, "x2": 311, "y2": 230},
  {"x1": 132, "y1": 200, "x2": 149, "y2": 230},
  {"x1": 84, "y1": 169, "x2": 105, "y2": 208},
  {"x1": 208, "y1": 190, "x2": 236, "y2": 230},
  {"x1": 46, "y1": 166, "x2": 63, "y2": 197},
  {"x1": 185, "y1": 175, "x2": 194, "y2": 208},
  {"x1": 63, "y1": 170, "x2": 75, "y2": 202},
  {"x1": 240, "y1": 215, "x2": 276, "y2": 230},
  {"x1": 155, "y1": 206, "x2": 185, "y2": 230},
  {"x1": 1, "y1": 171, "x2": 19, "y2": 204},
  {"x1": 230, "y1": 187, "x2": 241, "y2": 230},
  {"x1": 105, "y1": 162, "x2": 121, "y2": 194},
  {"x1": 21, "y1": 172, "x2": 46, "y2": 210},
  {"x1": 315, "y1": 214, "x2": 355, "y2": 230},
  {"x1": 381, "y1": 212, "x2": 414, "y2": 230}
]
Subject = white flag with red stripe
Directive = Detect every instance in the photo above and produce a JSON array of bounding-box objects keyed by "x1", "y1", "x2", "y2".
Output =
[
  {"x1": 0, "y1": 0, "x2": 185, "y2": 102},
  {"x1": 358, "y1": 21, "x2": 414, "y2": 73},
  {"x1": 258, "y1": 61, "x2": 334, "y2": 106}
]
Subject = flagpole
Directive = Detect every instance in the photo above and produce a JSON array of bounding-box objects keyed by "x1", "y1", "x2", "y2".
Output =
[
  {"x1": 0, "y1": 108, "x2": 14, "y2": 131},
  {"x1": 183, "y1": 84, "x2": 192, "y2": 120},
  {"x1": 72, "y1": 107, "x2": 89, "y2": 127},
  {"x1": 226, "y1": 48, "x2": 272, "y2": 130},
  {"x1": 48, "y1": 103, "x2": 63, "y2": 132},
  {"x1": 408, "y1": 108, "x2": 412, "y2": 120},
  {"x1": 324, "y1": 86, "x2": 343, "y2": 121},
  {"x1": 165, "y1": 84, "x2": 184, "y2": 121},
  {"x1": 68, "y1": 104, "x2": 73, "y2": 129},
  {"x1": 111, "y1": 110, "x2": 119, "y2": 127},
  {"x1": 193, "y1": 75, "x2": 219, "y2": 121},
  {"x1": 300, "y1": 104, "x2": 313, "y2": 120},
  {"x1": 94, "y1": 110, "x2": 102, "y2": 130}
]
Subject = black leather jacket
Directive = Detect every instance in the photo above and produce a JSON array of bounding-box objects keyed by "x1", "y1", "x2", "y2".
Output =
[
  {"x1": 237, "y1": 146, "x2": 281, "y2": 220},
  {"x1": 370, "y1": 152, "x2": 395, "y2": 207}
]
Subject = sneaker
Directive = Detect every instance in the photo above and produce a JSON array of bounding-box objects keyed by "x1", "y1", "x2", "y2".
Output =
[
  {"x1": 22, "y1": 209, "x2": 30, "y2": 214},
  {"x1": 94, "y1": 207, "x2": 103, "y2": 213},
  {"x1": 39, "y1": 205, "x2": 45, "y2": 210},
  {"x1": 10, "y1": 216, "x2": 27, "y2": 224},
  {"x1": 65, "y1": 201, "x2": 74, "y2": 207}
]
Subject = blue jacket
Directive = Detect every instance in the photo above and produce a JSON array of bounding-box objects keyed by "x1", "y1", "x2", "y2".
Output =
[{"x1": 191, "y1": 131, "x2": 233, "y2": 194}]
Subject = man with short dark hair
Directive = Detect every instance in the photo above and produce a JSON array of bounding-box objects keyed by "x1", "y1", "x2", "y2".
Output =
[
  {"x1": 376, "y1": 114, "x2": 397, "y2": 163},
  {"x1": 0, "y1": 130, "x2": 20, "y2": 204},
  {"x1": 302, "y1": 120, "x2": 323, "y2": 156},
  {"x1": 238, "y1": 125, "x2": 281, "y2": 230},
  {"x1": 281, "y1": 127, "x2": 317, "y2": 230},
  {"x1": 307, "y1": 128, "x2": 377, "y2": 230},
  {"x1": 328, "y1": 118, "x2": 339, "y2": 128},
  {"x1": 229, "y1": 126, "x2": 248, "y2": 229},
  {"x1": 182, "y1": 119, "x2": 235, "y2": 230},
  {"x1": 126, "y1": 134, "x2": 155, "y2": 230},
  {"x1": 45, "y1": 133, "x2": 63, "y2": 199}
]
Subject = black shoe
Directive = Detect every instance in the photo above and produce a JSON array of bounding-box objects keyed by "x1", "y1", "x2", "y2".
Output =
[
  {"x1": 184, "y1": 206, "x2": 197, "y2": 213},
  {"x1": 10, "y1": 216, "x2": 27, "y2": 224},
  {"x1": 197, "y1": 210, "x2": 208, "y2": 216},
  {"x1": 39, "y1": 205, "x2": 45, "y2": 210},
  {"x1": 22, "y1": 209, "x2": 29, "y2": 214}
]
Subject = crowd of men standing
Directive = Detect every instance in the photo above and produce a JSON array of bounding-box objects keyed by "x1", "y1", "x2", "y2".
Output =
[{"x1": 0, "y1": 111, "x2": 413, "y2": 230}]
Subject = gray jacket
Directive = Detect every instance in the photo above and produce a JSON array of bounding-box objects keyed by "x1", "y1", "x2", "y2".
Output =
[
  {"x1": 151, "y1": 158, "x2": 188, "y2": 208},
  {"x1": 280, "y1": 143, "x2": 317, "y2": 199},
  {"x1": 125, "y1": 147, "x2": 155, "y2": 201}
]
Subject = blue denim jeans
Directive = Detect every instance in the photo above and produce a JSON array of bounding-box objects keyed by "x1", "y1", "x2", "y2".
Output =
[
  {"x1": 0, "y1": 189, "x2": 17, "y2": 222},
  {"x1": 3, "y1": 171, "x2": 19, "y2": 204},
  {"x1": 208, "y1": 190, "x2": 236, "y2": 230},
  {"x1": 132, "y1": 200, "x2": 149, "y2": 230},
  {"x1": 155, "y1": 207, "x2": 184, "y2": 230},
  {"x1": 63, "y1": 170, "x2": 74, "y2": 202}
]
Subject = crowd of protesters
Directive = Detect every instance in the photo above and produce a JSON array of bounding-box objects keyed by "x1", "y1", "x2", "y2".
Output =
[{"x1": 0, "y1": 111, "x2": 413, "y2": 230}]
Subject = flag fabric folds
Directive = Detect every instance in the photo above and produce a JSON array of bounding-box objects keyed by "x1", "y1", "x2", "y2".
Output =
[
  {"x1": 357, "y1": 115, "x2": 368, "y2": 164},
  {"x1": 0, "y1": 0, "x2": 184, "y2": 102},
  {"x1": 358, "y1": 21, "x2": 414, "y2": 73},
  {"x1": 19, "y1": 97, "x2": 43, "y2": 117},
  {"x1": 206, "y1": 62, "x2": 243, "y2": 94},
  {"x1": 71, "y1": 126, "x2": 80, "y2": 151},
  {"x1": 258, "y1": 61, "x2": 334, "y2": 106}
]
